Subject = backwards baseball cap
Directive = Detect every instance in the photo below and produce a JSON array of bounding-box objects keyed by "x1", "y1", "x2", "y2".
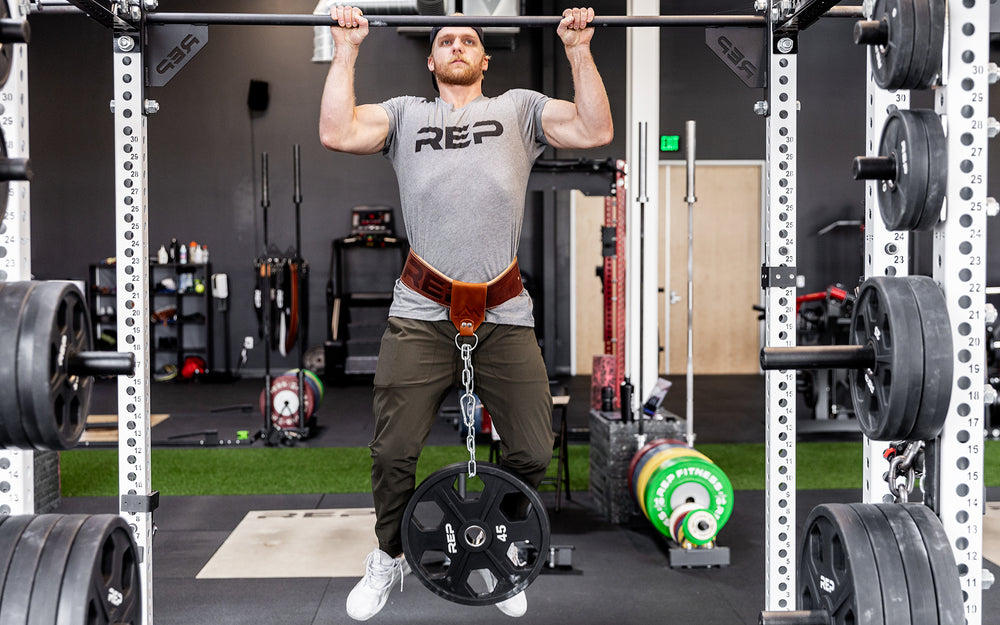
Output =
[{"x1": 429, "y1": 24, "x2": 485, "y2": 51}]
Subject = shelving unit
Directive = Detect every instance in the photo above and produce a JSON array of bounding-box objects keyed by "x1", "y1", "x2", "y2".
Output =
[
  {"x1": 92, "y1": 261, "x2": 214, "y2": 376},
  {"x1": 89, "y1": 263, "x2": 118, "y2": 350},
  {"x1": 149, "y1": 262, "x2": 213, "y2": 375}
]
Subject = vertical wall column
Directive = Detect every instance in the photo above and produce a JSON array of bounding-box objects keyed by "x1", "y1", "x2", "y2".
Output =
[
  {"x1": 861, "y1": 58, "x2": 909, "y2": 504},
  {"x1": 0, "y1": 0, "x2": 32, "y2": 516},
  {"x1": 112, "y1": 29, "x2": 154, "y2": 625},
  {"x1": 932, "y1": 0, "x2": 989, "y2": 621},
  {"x1": 625, "y1": 0, "x2": 659, "y2": 407},
  {"x1": 762, "y1": 28, "x2": 797, "y2": 611}
]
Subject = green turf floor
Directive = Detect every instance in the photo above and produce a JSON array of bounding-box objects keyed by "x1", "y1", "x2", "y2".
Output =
[{"x1": 58, "y1": 441, "x2": 1000, "y2": 497}]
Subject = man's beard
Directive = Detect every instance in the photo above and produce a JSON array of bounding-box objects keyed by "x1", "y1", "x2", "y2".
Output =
[{"x1": 434, "y1": 60, "x2": 482, "y2": 87}]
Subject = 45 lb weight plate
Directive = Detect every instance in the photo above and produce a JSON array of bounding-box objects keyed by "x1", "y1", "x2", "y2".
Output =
[{"x1": 401, "y1": 462, "x2": 550, "y2": 606}]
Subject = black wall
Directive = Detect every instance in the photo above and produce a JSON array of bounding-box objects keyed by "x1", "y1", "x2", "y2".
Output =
[{"x1": 23, "y1": 0, "x2": 1000, "y2": 375}]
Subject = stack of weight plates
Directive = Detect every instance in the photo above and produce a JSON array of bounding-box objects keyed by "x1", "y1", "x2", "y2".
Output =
[
  {"x1": 628, "y1": 439, "x2": 734, "y2": 547},
  {"x1": 283, "y1": 368, "x2": 325, "y2": 406},
  {"x1": 259, "y1": 368, "x2": 325, "y2": 430}
]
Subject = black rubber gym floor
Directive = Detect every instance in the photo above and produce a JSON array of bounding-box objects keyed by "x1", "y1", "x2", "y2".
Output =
[{"x1": 64, "y1": 375, "x2": 999, "y2": 624}]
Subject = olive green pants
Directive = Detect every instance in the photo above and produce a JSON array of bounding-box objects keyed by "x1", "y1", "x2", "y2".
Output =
[{"x1": 370, "y1": 317, "x2": 554, "y2": 557}]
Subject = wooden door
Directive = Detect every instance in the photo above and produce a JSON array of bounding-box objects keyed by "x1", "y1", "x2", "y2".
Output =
[
  {"x1": 572, "y1": 162, "x2": 762, "y2": 375},
  {"x1": 662, "y1": 163, "x2": 762, "y2": 374}
]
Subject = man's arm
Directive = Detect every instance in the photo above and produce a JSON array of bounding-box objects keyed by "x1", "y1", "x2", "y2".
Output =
[
  {"x1": 319, "y1": 6, "x2": 390, "y2": 155},
  {"x1": 540, "y1": 7, "x2": 614, "y2": 150}
]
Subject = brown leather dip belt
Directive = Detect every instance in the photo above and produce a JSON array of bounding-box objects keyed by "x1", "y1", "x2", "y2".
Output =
[{"x1": 399, "y1": 250, "x2": 524, "y2": 336}]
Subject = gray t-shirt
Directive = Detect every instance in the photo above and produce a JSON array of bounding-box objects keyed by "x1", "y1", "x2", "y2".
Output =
[{"x1": 379, "y1": 89, "x2": 550, "y2": 327}]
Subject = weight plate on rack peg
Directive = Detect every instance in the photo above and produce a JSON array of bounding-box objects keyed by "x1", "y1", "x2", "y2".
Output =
[
  {"x1": 901, "y1": 0, "x2": 931, "y2": 90},
  {"x1": 903, "y1": 277, "x2": 952, "y2": 440},
  {"x1": 876, "y1": 108, "x2": 931, "y2": 231},
  {"x1": 16, "y1": 281, "x2": 94, "y2": 450},
  {"x1": 0, "y1": 515, "x2": 35, "y2": 609},
  {"x1": 0, "y1": 1, "x2": 12, "y2": 90},
  {"x1": 0, "y1": 514, "x2": 61, "y2": 624},
  {"x1": 910, "y1": 109, "x2": 947, "y2": 231},
  {"x1": 848, "y1": 277, "x2": 925, "y2": 441},
  {"x1": 875, "y1": 504, "x2": 941, "y2": 625},
  {"x1": 26, "y1": 514, "x2": 89, "y2": 625},
  {"x1": 851, "y1": 504, "x2": 912, "y2": 625},
  {"x1": 0, "y1": 281, "x2": 35, "y2": 448},
  {"x1": 55, "y1": 514, "x2": 142, "y2": 625},
  {"x1": 903, "y1": 504, "x2": 964, "y2": 625},
  {"x1": 798, "y1": 504, "x2": 886, "y2": 624},
  {"x1": 868, "y1": 0, "x2": 916, "y2": 90},
  {"x1": 401, "y1": 462, "x2": 550, "y2": 606}
]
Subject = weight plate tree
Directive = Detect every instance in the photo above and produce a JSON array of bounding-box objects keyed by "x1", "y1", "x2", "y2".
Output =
[{"x1": 401, "y1": 462, "x2": 549, "y2": 606}]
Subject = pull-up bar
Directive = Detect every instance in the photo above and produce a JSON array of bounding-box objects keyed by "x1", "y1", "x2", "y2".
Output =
[{"x1": 143, "y1": 13, "x2": 769, "y2": 27}]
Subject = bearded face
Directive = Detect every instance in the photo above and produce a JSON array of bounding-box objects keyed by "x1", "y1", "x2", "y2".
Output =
[{"x1": 428, "y1": 28, "x2": 488, "y2": 88}]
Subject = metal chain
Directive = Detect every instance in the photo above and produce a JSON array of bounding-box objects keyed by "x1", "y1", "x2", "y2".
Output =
[
  {"x1": 456, "y1": 333, "x2": 480, "y2": 477},
  {"x1": 883, "y1": 440, "x2": 924, "y2": 503}
]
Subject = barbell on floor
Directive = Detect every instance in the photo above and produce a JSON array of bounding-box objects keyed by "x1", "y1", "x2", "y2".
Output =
[
  {"x1": 761, "y1": 276, "x2": 952, "y2": 442},
  {"x1": 0, "y1": 281, "x2": 135, "y2": 450}
]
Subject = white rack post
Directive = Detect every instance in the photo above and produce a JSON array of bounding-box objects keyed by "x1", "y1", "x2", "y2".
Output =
[
  {"x1": 931, "y1": 0, "x2": 989, "y2": 621},
  {"x1": 112, "y1": 28, "x2": 155, "y2": 625},
  {"x1": 0, "y1": 0, "x2": 32, "y2": 517},
  {"x1": 762, "y1": 22, "x2": 798, "y2": 611}
]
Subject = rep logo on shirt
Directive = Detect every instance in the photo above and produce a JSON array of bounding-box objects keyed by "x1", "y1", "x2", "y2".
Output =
[{"x1": 415, "y1": 120, "x2": 504, "y2": 152}]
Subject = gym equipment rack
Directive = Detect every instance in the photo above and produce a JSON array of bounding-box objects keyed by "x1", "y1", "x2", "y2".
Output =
[{"x1": 0, "y1": 0, "x2": 988, "y2": 622}]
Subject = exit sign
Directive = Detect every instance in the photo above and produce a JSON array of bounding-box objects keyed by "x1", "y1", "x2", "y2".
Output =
[{"x1": 660, "y1": 135, "x2": 680, "y2": 152}]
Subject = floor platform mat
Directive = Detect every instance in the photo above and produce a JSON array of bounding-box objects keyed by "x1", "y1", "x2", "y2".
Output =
[{"x1": 196, "y1": 508, "x2": 378, "y2": 579}]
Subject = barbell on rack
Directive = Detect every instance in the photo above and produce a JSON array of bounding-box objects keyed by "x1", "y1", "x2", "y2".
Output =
[
  {"x1": 758, "y1": 502, "x2": 963, "y2": 625},
  {"x1": 760, "y1": 276, "x2": 952, "y2": 442},
  {"x1": 0, "y1": 281, "x2": 135, "y2": 451},
  {"x1": 852, "y1": 107, "x2": 946, "y2": 232}
]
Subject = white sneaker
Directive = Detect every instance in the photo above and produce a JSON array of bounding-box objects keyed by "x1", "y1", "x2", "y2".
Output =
[
  {"x1": 476, "y1": 569, "x2": 528, "y2": 618},
  {"x1": 346, "y1": 549, "x2": 408, "y2": 621}
]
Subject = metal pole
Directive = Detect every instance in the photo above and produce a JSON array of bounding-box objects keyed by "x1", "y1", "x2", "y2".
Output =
[
  {"x1": 684, "y1": 120, "x2": 696, "y2": 446},
  {"x1": 144, "y1": 13, "x2": 766, "y2": 27},
  {"x1": 636, "y1": 121, "x2": 648, "y2": 434}
]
